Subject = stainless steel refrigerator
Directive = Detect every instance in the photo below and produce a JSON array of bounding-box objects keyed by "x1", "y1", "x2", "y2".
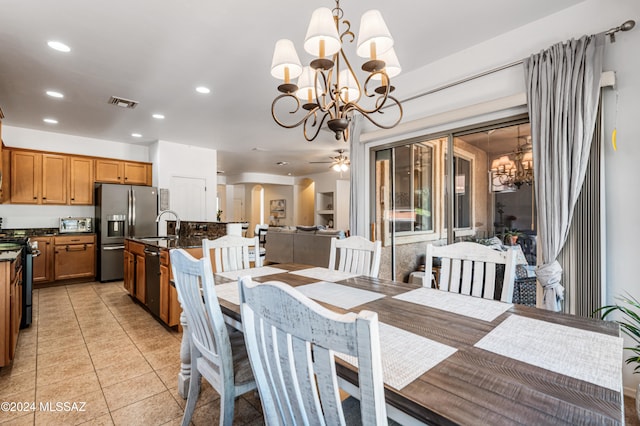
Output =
[{"x1": 95, "y1": 184, "x2": 158, "y2": 281}]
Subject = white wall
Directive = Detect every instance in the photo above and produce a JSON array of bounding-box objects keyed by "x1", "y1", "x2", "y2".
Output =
[
  {"x1": 359, "y1": 0, "x2": 640, "y2": 394},
  {"x1": 150, "y1": 140, "x2": 217, "y2": 233},
  {"x1": 1, "y1": 126, "x2": 150, "y2": 229}
]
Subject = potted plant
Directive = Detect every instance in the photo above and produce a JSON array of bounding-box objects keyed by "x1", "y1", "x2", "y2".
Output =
[
  {"x1": 597, "y1": 295, "x2": 640, "y2": 419},
  {"x1": 500, "y1": 229, "x2": 522, "y2": 246}
]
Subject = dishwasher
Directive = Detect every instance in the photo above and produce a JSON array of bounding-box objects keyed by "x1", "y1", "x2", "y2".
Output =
[{"x1": 144, "y1": 246, "x2": 161, "y2": 317}]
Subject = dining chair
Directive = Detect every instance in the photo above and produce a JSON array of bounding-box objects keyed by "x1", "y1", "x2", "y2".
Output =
[
  {"x1": 170, "y1": 249, "x2": 256, "y2": 426},
  {"x1": 202, "y1": 234, "x2": 262, "y2": 272},
  {"x1": 425, "y1": 241, "x2": 517, "y2": 303},
  {"x1": 238, "y1": 276, "x2": 388, "y2": 425},
  {"x1": 328, "y1": 235, "x2": 382, "y2": 277}
]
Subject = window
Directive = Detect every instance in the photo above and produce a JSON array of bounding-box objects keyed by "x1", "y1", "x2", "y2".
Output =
[{"x1": 374, "y1": 139, "x2": 437, "y2": 245}]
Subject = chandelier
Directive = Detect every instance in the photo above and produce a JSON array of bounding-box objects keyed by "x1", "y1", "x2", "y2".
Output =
[
  {"x1": 270, "y1": 0, "x2": 403, "y2": 142},
  {"x1": 490, "y1": 131, "x2": 534, "y2": 189}
]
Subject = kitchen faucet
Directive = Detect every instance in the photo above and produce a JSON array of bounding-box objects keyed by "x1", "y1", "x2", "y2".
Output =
[{"x1": 156, "y1": 210, "x2": 181, "y2": 238}]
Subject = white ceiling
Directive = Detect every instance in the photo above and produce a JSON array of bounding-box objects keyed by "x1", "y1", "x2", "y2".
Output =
[{"x1": 0, "y1": 0, "x2": 584, "y2": 176}]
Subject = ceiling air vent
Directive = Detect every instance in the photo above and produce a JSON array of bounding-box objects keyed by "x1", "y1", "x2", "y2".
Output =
[{"x1": 108, "y1": 96, "x2": 138, "y2": 109}]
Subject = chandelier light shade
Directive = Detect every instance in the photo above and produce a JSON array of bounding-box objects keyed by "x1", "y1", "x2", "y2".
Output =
[
  {"x1": 356, "y1": 10, "x2": 394, "y2": 64},
  {"x1": 304, "y1": 7, "x2": 341, "y2": 58},
  {"x1": 270, "y1": 0, "x2": 403, "y2": 142},
  {"x1": 271, "y1": 39, "x2": 303, "y2": 93}
]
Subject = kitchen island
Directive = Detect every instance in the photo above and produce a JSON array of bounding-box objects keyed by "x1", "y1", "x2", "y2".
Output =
[{"x1": 123, "y1": 236, "x2": 205, "y2": 328}]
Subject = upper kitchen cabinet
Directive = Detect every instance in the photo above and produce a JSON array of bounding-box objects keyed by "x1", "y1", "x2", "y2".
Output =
[
  {"x1": 95, "y1": 159, "x2": 151, "y2": 186},
  {"x1": 69, "y1": 156, "x2": 94, "y2": 205},
  {"x1": 10, "y1": 151, "x2": 67, "y2": 204}
]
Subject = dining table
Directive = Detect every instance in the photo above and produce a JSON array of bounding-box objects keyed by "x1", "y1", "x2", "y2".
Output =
[{"x1": 175, "y1": 263, "x2": 624, "y2": 425}]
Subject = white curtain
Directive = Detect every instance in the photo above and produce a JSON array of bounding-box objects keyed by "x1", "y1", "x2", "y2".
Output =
[
  {"x1": 349, "y1": 115, "x2": 366, "y2": 237},
  {"x1": 524, "y1": 33, "x2": 605, "y2": 311}
]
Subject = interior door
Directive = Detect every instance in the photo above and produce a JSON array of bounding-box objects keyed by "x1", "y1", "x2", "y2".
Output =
[{"x1": 170, "y1": 176, "x2": 206, "y2": 220}]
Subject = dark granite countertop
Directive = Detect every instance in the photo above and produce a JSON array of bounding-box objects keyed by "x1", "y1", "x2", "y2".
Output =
[{"x1": 127, "y1": 236, "x2": 204, "y2": 250}]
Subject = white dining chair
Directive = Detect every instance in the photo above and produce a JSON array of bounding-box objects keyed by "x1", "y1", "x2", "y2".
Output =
[
  {"x1": 170, "y1": 249, "x2": 256, "y2": 426},
  {"x1": 238, "y1": 276, "x2": 388, "y2": 425},
  {"x1": 425, "y1": 241, "x2": 517, "y2": 303},
  {"x1": 202, "y1": 234, "x2": 262, "y2": 272},
  {"x1": 328, "y1": 235, "x2": 382, "y2": 278}
]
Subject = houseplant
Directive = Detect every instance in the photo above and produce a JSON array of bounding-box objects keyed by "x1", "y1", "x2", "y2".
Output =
[
  {"x1": 597, "y1": 295, "x2": 640, "y2": 419},
  {"x1": 500, "y1": 229, "x2": 523, "y2": 246}
]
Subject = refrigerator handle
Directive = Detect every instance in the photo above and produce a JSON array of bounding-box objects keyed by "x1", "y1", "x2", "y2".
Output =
[
  {"x1": 128, "y1": 188, "x2": 133, "y2": 236},
  {"x1": 131, "y1": 188, "x2": 137, "y2": 234}
]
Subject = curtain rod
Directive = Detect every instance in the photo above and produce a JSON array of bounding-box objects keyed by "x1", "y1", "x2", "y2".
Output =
[{"x1": 398, "y1": 19, "x2": 635, "y2": 105}]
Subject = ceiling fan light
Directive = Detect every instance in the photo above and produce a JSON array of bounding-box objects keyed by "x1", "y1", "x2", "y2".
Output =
[
  {"x1": 332, "y1": 163, "x2": 342, "y2": 172},
  {"x1": 356, "y1": 10, "x2": 393, "y2": 59},
  {"x1": 271, "y1": 39, "x2": 303, "y2": 81},
  {"x1": 304, "y1": 7, "x2": 341, "y2": 58},
  {"x1": 340, "y1": 163, "x2": 349, "y2": 171}
]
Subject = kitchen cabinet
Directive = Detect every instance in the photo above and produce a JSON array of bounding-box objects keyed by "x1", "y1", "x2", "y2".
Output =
[
  {"x1": 53, "y1": 234, "x2": 96, "y2": 280},
  {"x1": 0, "y1": 144, "x2": 8, "y2": 204},
  {"x1": 95, "y1": 159, "x2": 151, "y2": 186},
  {"x1": 10, "y1": 151, "x2": 68, "y2": 204},
  {"x1": 123, "y1": 241, "x2": 135, "y2": 294},
  {"x1": 124, "y1": 240, "x2": 146, "y2": 303},
  {"x1": 69, "y1": 156, "x2": 94, "y2": 205},
  {"x1": 159, "y1": 250, "x2": 170, "y2": 324},
  {"x1": 1, "y1": 253, "x2": 22, "y2": 367},
  {"x1": 31, "y1": 236, "x2": 54, "y2": 284}
]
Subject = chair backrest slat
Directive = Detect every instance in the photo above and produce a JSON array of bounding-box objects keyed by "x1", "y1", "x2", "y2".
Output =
[
  {"x1": 329, "y1": 236, "x2": 382, "y2": 278},
  {"x1": 425, "y1": 242, "x2": 517, "y2": 303},
  {"x1": 239, "y1": 277, "x2": 387, "y2": 425},
  {"x1": 202, "y1": 235, "x2": 261, "y2": 273}
]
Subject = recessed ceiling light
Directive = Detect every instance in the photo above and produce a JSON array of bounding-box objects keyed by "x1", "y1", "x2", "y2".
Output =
[
  {"x1": 195, "y1": 86, "x2": 210, "y2": 94},
  {"x1": 46, "y1": 90, "x2": 64, "y2": 98},
  {"x1": 131, "y1": 133, "x2": 142, "y2": 138},
  {"x1": 152, "y1": 113, "x2": 165, "y2": 119},
  {"x1": 47, "y1": 41, "x2": 71, "y2": 52},
  {"x1": 43, "y1": 118, "x2": 58, "y2": 124}
]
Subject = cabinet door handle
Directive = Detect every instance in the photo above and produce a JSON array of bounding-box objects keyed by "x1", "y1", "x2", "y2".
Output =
[{"x1": 65, "y1": 244, "x2": 87, "y2": 251}]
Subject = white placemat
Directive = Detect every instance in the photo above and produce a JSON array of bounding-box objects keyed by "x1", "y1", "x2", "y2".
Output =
[
  {"x1": 216, "y1": 266, "x2": 287, "y2": 281},
  {"x1": 393, "y1": 287, "x2": 513, "y2": 322},
  {"x1": 296, "y1": 282, "x2": 385, "y2": 309},
  {"x1": 289, "y1": 267, "x2": 360, "y2": 282},
  {"x1": 474, "y1": 315, "x2": 623, "y2": 391},
  {"x1": 214, "y1": 282, "x2": 240, "y2": 305},
  {"x1": 337, "y1": 322, "x2": 457, "y2": 390}
]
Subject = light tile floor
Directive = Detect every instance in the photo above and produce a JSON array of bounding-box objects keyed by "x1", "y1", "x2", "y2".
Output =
[{"x1": 0, "y1": 281, "x2": 264, "y2": 425}]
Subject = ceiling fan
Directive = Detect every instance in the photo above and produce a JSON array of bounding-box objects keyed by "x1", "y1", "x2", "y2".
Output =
[{"x1": 310, "y1": 149, "x2": 351, "y2": 172}]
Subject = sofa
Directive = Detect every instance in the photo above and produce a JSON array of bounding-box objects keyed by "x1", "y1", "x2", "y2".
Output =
[{"x1": 264, "y1": 226, "x2": 345, "y2": 267}]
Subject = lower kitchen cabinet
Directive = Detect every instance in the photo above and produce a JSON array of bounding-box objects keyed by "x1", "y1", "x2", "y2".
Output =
[
  {"x1": 31, "y1": 236, "x2": 53, "y2": 283},
  {"x1": 124, "y1": 240, "x2": 146, "y2": 303},
  {"x1": 1, "y1": 254, "x2": 22, "y2": 367},
  {"x1": 53, "y1": 235, "x2": 96, "y2": 280}
]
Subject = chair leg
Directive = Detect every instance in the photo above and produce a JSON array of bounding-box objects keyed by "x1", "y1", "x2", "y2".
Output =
[
  {"x1": 219, "y1": 389, "x2": 235, "y2": 426},
  {"x1": 181, "y1": 351, "x2": 202, "y2": 426}
]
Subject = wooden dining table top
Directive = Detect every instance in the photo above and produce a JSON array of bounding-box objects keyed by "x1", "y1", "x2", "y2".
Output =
[{"x1": 212, "y1": 263, "x2": 623, "y2": 426}]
